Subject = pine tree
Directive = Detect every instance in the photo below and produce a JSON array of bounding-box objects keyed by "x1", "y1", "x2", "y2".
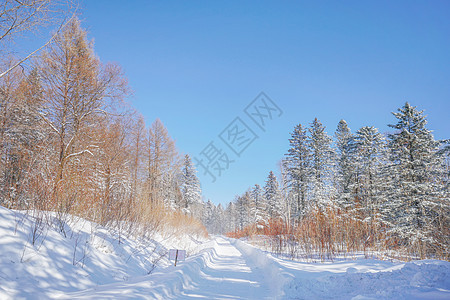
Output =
[
  {"x1": 214, "y1": 203, "x2": 225, "y2": 234},
  {"x1": 385, "y1": 102, "x2": 447, "y2": 257},
  {"x1": 246, "y1": 188, "x2": 257, "y2": 225},
  {"x1": 284, "y1": 124, "x2": 310, "y2": 218},
  {"x1": 235, "y1": 194, "x2": 249, "y2": 230},
  {"x1": 279, "y1": 161, "x2": 294, "y2": 225},
  {"x1": 308, "y1": 118, "x2": 335, "y2": 210},
  {"x1": 351, "y1": 126, "x2": 386, "y2": 223},
  {"x1": 251, "y1": 184, "x2": 266, "y2": 225},
  {"x1": 202, "y1": 199, "x2": 215, "y2": 233},
  {"x1": 264, "y1": 171, "x2": 282, "y2": 219},
  {"x1": 242, "y1": 191, "x2": 253, "y2": 227},
  {"x1": 181, "y1": 154, "x2": 202, "y2": 217},
  {"x1": 225, "y1": 202, "x2": 237, "y2": 232},
  {"x1": 334, "y1": 120, "x2": 354, "y2": 211},
  {"x1": 162, "y1": 172, "x2": 180, "y2": 210}
]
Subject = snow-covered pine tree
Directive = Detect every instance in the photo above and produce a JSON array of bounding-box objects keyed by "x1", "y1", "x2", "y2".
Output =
[
  {"x1": 334, "y1": 120, "x2": 354, "y2": 212},
  {"x1": 246, "y1": 189, "x2": 257, "y2": 225},
  {"x1": 251, "y1": 184, "x2": 266, "y2": 225},
  {"x1": 181, "y1": 154, "x2": 202, "y2": 218},
  {"x1": 235, "y1": 193, "x2": 250, "y2": 230},
  {"x1": 225, "y1": 201, "x2": 237, "y2": 232},
  {"x1": 264, "y1": 171, "x2": 282, "y2": 219},
  {"x1": 243, "y1": 190, "x2": 254, "y2": 227},
  {"x1": 202, "y1": 199, "x2": 215, "y2": 233},
  {"x1": 162, "y1": 172, "x2": 180, "y2": 210},
  {"x1": 308, "y1": 118, "x2": 335, "y2": 210},
  {"x1": 284, "y1": 124, "x2": 310, "y2": 218},
  {"x1": 351, "y1": 126, "x2": 386, "y2": 224},
  {"x1": 214, "y1": 203, "x2": 225, "y2": 234},
  {"x1": 385, "y1": 102, "x2": 447, "y2": 257},
  {"x1": 279, "y1": 161, "x2": 294, "y2": 225}
]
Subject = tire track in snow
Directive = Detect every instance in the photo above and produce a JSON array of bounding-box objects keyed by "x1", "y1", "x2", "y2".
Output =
[
  {"x1": 176, "y1": 236, "x2": 282, "y2": 299},
  {"x1": 55, "y1": 236, "x2": 286, "y2": 299}
]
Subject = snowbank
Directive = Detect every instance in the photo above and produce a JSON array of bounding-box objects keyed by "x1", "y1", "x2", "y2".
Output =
[
  {"x1": 58, "y1": 239, "x2": 221, "y2": 299},
  {"x1": 280, "y1": 257, "x2": 450, "y2": 299},
  {"x1": 231, "y1": 237, "x2": 450, "y2": 299},
  {"x1": 0, "y1": 206, "x2": 208, "y2": 299},
  {"x1": 231, "y1": 238, "x2": 290, "y2": 298}
]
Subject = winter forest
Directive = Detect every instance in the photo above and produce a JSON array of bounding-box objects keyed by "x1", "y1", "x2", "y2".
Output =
[
  {"x1": 1, "y1": 17, "x2": 207, "y2": 238},
  {"x1": 1, "y1": 1, "x2": 449, "y2": 298},
  {"x1": 1, "y1": 11, "x2": 449, "y2": 262},
  {"x1": 211, "y1": 106, "x2": 449, "y2": 261}
]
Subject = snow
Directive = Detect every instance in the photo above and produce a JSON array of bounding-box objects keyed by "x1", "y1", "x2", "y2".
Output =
[
  {"x1": 281, "y1": 258, "x2": 449, "y2": 299},
  {"x1": 0, "y1": 206, "x2": 205, "y2": 299},
  {"x1": 1, "y1": 206, "x2": 449, "y2": 299}
]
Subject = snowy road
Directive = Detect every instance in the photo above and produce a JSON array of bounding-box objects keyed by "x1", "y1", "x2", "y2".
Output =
[
  {"x1": 54, "y1": 236, "x2": 450, "y2": 300},
  {"x1": 171, "y1": 237, "x2": 276, "y2": 299},
  {"x1": 55, "y1": 236, "x2": 284, "y2": 299},
  {"x1": 175, "y1": 237, "x2": 272, "y2": 299}
]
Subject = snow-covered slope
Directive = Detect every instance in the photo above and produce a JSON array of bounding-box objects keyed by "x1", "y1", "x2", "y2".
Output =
[
  {"x1": 1, "y1": 206, "x2": 449, "y2": 299},
  {"x1": 279, "y1": 255, "x2": 450, "y2": 299},
  {"x1": 0, "y1": 206, "x2": 207, "y2": 299},
  {"x1": 233, "y1": 238, "x2": 450, "y2": 299}
]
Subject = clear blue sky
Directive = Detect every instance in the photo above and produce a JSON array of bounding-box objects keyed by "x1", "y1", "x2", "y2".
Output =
[{"x1": 80, "y1": 0, "x2": 449, "y2": 206}]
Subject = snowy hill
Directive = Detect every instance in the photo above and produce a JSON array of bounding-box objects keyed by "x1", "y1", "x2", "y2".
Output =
[
  {"x1": 0, "y1": 206, "x2": 207, "y2": 299},
  {"x1": 1, "y1": 206, "x2": 449, "y2": 299}
]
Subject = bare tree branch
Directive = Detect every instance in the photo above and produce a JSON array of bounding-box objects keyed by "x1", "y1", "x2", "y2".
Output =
[{"x1": 0, "y1": 0, "x2": 77, "y2": 79}]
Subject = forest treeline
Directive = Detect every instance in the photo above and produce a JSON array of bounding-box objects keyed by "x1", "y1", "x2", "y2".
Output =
[
  {"x1": 0, "y1": 18, "x2": 207, "y2": 240},
  {"x1": 204, "y1": 104, "x2": 449, "y2": 260}
]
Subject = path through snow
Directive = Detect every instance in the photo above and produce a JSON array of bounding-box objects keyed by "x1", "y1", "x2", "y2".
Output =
[
  {"x1": 55, "y1": 236, "x2": 281, "y2": 299},
  {"x1": 54, "y1": 236, "x2": 450, "y2": 299}
]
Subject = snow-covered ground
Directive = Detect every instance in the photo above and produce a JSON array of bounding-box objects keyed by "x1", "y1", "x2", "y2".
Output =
[
  {"x1": 1, "y1": 206, "x2": 449, "y2": 299},
  {"x1": 0, "y1": 206, "x2": 206, "y2": 299}
]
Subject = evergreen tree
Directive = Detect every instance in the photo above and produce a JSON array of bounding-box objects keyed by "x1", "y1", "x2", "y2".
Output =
[
  {"x1": 284, "y1": 124, "x2": 310, "y2": 218},
  {"x1": 181, "y1": 154, "x2": 202, "y2": 217},
  {"x1": 214, "y1": 203, "x2": 225, "y2": 234},
  {"x1": 334, "y1": 120, "x2": 354, "y2": 211},
  {"x1": 246, "y1": 188, "x2": 257, "y2": 225},
  {"x1": 203, "y1": 199, "x2": 215, "y2": 233},
  {"x1": 264, "y1": 171, "x2": 281, "y2": 219},
  {"x1": 308, "y1": 118, "x2": 335, "y2": 210},
  {"x1": 251, "y1": 184, "x2": 266, "y2": 224},
  {"x1": 385, "y1": 102, "x2": 447, "y2": 256},
  {"x1": 351, "y1": 126, "x2": 386, "y2": 223},
  {"x1": 235, "y1": 194, "x2": 248, "y2": 230},
  {"x1": 279, "y1": 161, "x2": 295, "y2": 224},
  {"x1": 225, "y1": 202, "x2": 237, "y2": 232},
  {"x1": 162, "y1": 172, "x2": 180, "y2": 210}
]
